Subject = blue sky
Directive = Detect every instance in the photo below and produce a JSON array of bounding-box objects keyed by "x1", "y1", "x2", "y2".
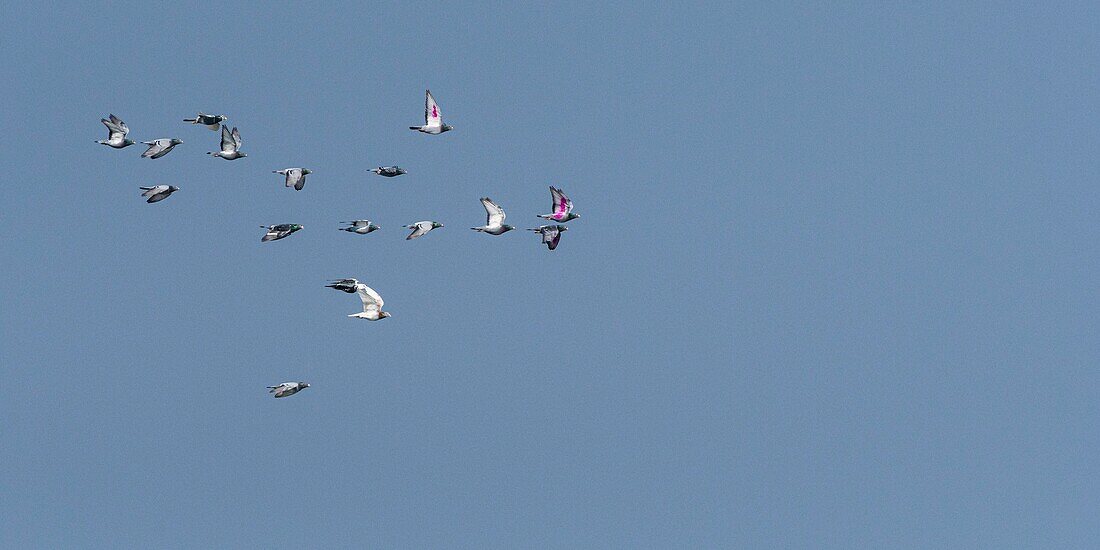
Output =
[{"x1": 1, "y1": 2, "x2": 1098, "y2": 547}]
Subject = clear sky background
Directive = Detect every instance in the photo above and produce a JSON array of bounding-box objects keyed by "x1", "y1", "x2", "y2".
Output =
[{"x1": 1, "y1": 2, "x2": 1098, "y2": 547}]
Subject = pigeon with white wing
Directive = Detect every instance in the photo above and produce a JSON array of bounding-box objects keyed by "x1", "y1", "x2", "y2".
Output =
[
  {"x1": 370, "y1": 166, "x2": 407, "y2": 177},
  {"x1": 97, "y1": 114, "x2": 135, "y2": 149},
  {"x1": 260, "y1": 224, "x2": 303, "y2": 242},
  {"x1": 470, "y1": 197, "x2": 515, "y2": 235},
  {"x1": 207, "y1": 125, "x2": 246, "y2": 160},
  {"x1": 326, "y1": 278, "x2": 391, "y2": 320}
]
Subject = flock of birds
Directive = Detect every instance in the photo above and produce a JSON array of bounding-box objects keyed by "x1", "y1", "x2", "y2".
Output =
[{"x1": 99, "y1": 90, "x2": 582, "y2": 398}]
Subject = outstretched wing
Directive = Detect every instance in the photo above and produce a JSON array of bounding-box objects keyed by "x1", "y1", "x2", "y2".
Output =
[
  {"x1": 220, "y1": 125, "x2": 236, "y2": 153},
  {"x1": 424, "y1": 90, "x2": 441, "y2": 127},
  {"x1": 481, "y1": 197, "x2": 505, "y2": 226},
  {"x1": 351, "y1": 220, "x2": 370, "y2": 227},
  {"x1": 406, "y1": 223, "x2": 429, "y2": 240},
  {"x1": 231, "y1": 127, "x2": 243, "y2": 149},
  {"x1": 550, "y1": 186, "x2": 572, "y2": 217},
  {"x1": 141, "y1": 185, "x2": 168, "y2": 197},
  {"x1": 102, "y1": 115, "x2": 127, "y2": 140},
  {"x1": 108, "y1": 114, "x2": 128, "y2": 134},
  {"x1": 357, "y1": 284, "x2": 384, "y2": 312}
]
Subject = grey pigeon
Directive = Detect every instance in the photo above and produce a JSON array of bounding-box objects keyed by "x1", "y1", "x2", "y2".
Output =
[
  {"x1": 470, "y1": 197, "x2": 515, "y2": 235},
  {"x1": 537, "y1": 186, "x2": 580, "y2": 222},
  {"x1": 140, "y1": 138, "x2": 183, "y2": 159},
  {"x1": 340, "y1": 220, "x2": 380, "y2": 234},
  {"x1": 207, "y1": 125, "x2": 246, "y2": 160},
  {"x1": 97, "y1": 114, "x2": 134, "y2": 148},
  {"x1": 183, "y1": 112, "x2": 228, "y2": 130},
  {"x1": 527, "y1": 224, "x2": 568, "y2": 250},
  {"x1": 268, "y1": 381, "x2": 309, "y2": 398},
  {"x1": 409, "y1": 90, "x2": 453, "y2": 134},
  {"x1": 139, "y1": 185, "x2": 179, "y2": 203},
  {"x1": 404, "y1": 220, "x2": 443, "y2": 240},
  {"x1": 274, "y1": 168, "x2": 312, "y2": 191},
  {"x1": 370, "y1": 166, "x2": 407, "y2": 177},
  {"x1": 326, "y1": 278, "x2": 391, "y2": 320},
  {"x1": 261, "y1": 224, "x2": 303, "y2": 242}
]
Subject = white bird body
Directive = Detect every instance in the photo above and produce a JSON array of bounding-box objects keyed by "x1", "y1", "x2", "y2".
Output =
[
  {"x1": 409, "y1": 90, "x2": 453, "y2": 134},
  {"x1": 208, "y1": 125, "x2": 246, "y2": 160},
  {"x1": 341, "y1": 220, "x2": 380, "y2": 234},
  {"x1": 471, "y1": 197, "x2": 514, "y2": 235}
]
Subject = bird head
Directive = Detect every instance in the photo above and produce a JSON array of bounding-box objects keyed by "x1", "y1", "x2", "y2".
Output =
[
  {"x1": 503, "y1": 225, "x2": 515, "y2": 232},
  {"x1": 432, "y1": 222, "x2": 444, "y2": 228},
  {"x1": 442, "y1": 124, "x2": 453, "y2": 132},
  {"x1": 381, "y1": 312, "x2": 392, "y2": 319},
  {"x1": 301, "y1": 383, "x2": 310, "y2": 389},
  {"x1": 169, "y1": 186, "x2": 180, "y2": 192},
  {"x1": 397, "y1": 168, "x2": 407, "y2": 175},
  {"x1": 291, "y1": 224, "x2": 304, "y2": 231},
  {"x1": 124, "y1": 139, "x2": 135, "y2": 146},
  {"x1": 171, "y1": 138, "x2": 183, "y2": 145},
  {"x1": 558, "y1": 225, "x2": 569, "y2": 231},
  {"x1": 303, "y1": 169, "x2": 313, "y2": 175},
  {"x1": 369, "y1": 223, "x2": 381, "y2": 231}
]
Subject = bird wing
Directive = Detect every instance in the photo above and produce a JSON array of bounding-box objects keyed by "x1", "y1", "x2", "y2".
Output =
[
  {"x1": 285, "y1": 169, "x2": 302, "y2": 188},
  {"x1": 357, "y1": 284, "x2": 383, "y2": 312},
  {"x1": 551, "y1": 187, "x2": 572, "y2": 216},
  {"x1": 351, "y1": 220, "x2": 370, "y2": 227},
  {"x1": 219, "y1": 125, "x2": 236, "y2": 152},
  {"x1": 545, "y1": 226, "x2": 562, "y2": 250},
  {"x1": 424, "y1": 90, "x2": 441, "y2": 127},
  {"x1": 406, "y1": 223, "x2": 428, "y2": 240},
  {"x1": 231, "y1": 127, "x2": 243, "y2": 149},
  {"x1": 102, "y1": 117, "x2": 127, "y2": 140},
  {"x1": 481, "y1": 197, "x2": 505, "y2": 226},
  {"x1": 142, "y1": 141, "x2": 168, "y2": 158},
  {"x1": 141, "y1": 185, "x2": 168, "y2": 197},
  {"x1": 108, "y1": 114, "x2": 128, "y2": 134}
]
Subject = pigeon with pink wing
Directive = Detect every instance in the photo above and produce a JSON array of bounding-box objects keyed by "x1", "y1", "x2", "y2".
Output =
[
  {"x1": 409, "y1": 89, "x2": 453, "y2": 135},
  {"x1": 537, "y1": 186, "x2": 580, "y2": 223}
]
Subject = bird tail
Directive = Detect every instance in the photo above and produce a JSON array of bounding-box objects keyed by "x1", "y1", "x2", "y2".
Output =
[
  {"x1": 471, "y1": 227, "x2": 482, "y2": 231},
  {"x1": 140, "y1": 186, "x2": 154, "y2": 191},
  {"x1": 409, "y1": 126, "x2": 420, "y2": 130},
  {"x1": 183, "y1": 118, "x2": 197, "y2": 123}
]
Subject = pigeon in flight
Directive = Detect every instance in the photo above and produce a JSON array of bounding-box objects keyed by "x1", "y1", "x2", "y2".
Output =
[
  {"x1": 139, "y1": 185, "x2": 179, "y2": 204},
  {"x1": 268, "y1": 381, "x2": 309, "y2": 398},
  {"x1": 340, "y1": 220, "x2": 380, "y2": 234},
  {"x1": 207, "y1": 125, "x2": 246, "y2": 160},
  {"x1": 183, "y1": 112, "x2": 228, "y2": 130},
  {"x1": 471, "y1": 197, "x2": 515, "y2": 235},
  {"x1": 404, "y1": 221, "x2": 443, "y2": 240},
  {"x1": 527, "y1": 225, "x2": 568, "y2": 250},
  {"x1": 260, "y1": 224, "x2": 303, "y2": 242},
  {"x1": 326, "y1": 278, "x2": 391, "y2": 320},
  {"x1": 537, "y1": 186, "x2": 580, "y2": 222},
  {"x1": 409, "y1": 90, "x2": 453, "y2": 134},
  {"x1": 97, "y1": 114, "x2": 135, "y2": 149},
  {"x1": 370, "y1": 166, "x2": 407, "y2": 177},
  {"x1": 274, "y1": 168, "x2": 313, "y2": 191},
  {"x1": 140, "y1": 138, "x2": 183, "y2": 159}
]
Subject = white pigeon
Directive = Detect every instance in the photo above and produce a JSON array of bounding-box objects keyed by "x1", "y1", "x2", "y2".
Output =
[
  {"x1": 326, "y1": 278, "x2": 391, "y2": 320},
  {"x1": 470, "y1": 197, "x2": 515, "y2": 235},
  {"x1": 183, "y1": 112, "x2": 228, "y2": 130},
  {"x1": 340, "y1": 220, "x2": 380, "y2": 234},
  {"x1": 274, "y1": 168, "x2": 313, "y2": 191},
  {"x1": 207, "y1": 125, "x2": 246, "y2": 160},
  {"x1": 268, "y1": 381, "x2": 309, "y2": 398},
  {"x1": 409, "y1": 90, "x2": 453, "y2": 134},
  {"x1": 139, "y1": 185, "x2": 179, "y2": 203},
  {"x1": 97, "y1": 114, "x2": 135, "y2": 148},
  {"x1": 140, "y1": 138, "x2": 183, "y2": 159},
  {"x1": 404, "y1": 221, "x2": 443, "y2": 240}
]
